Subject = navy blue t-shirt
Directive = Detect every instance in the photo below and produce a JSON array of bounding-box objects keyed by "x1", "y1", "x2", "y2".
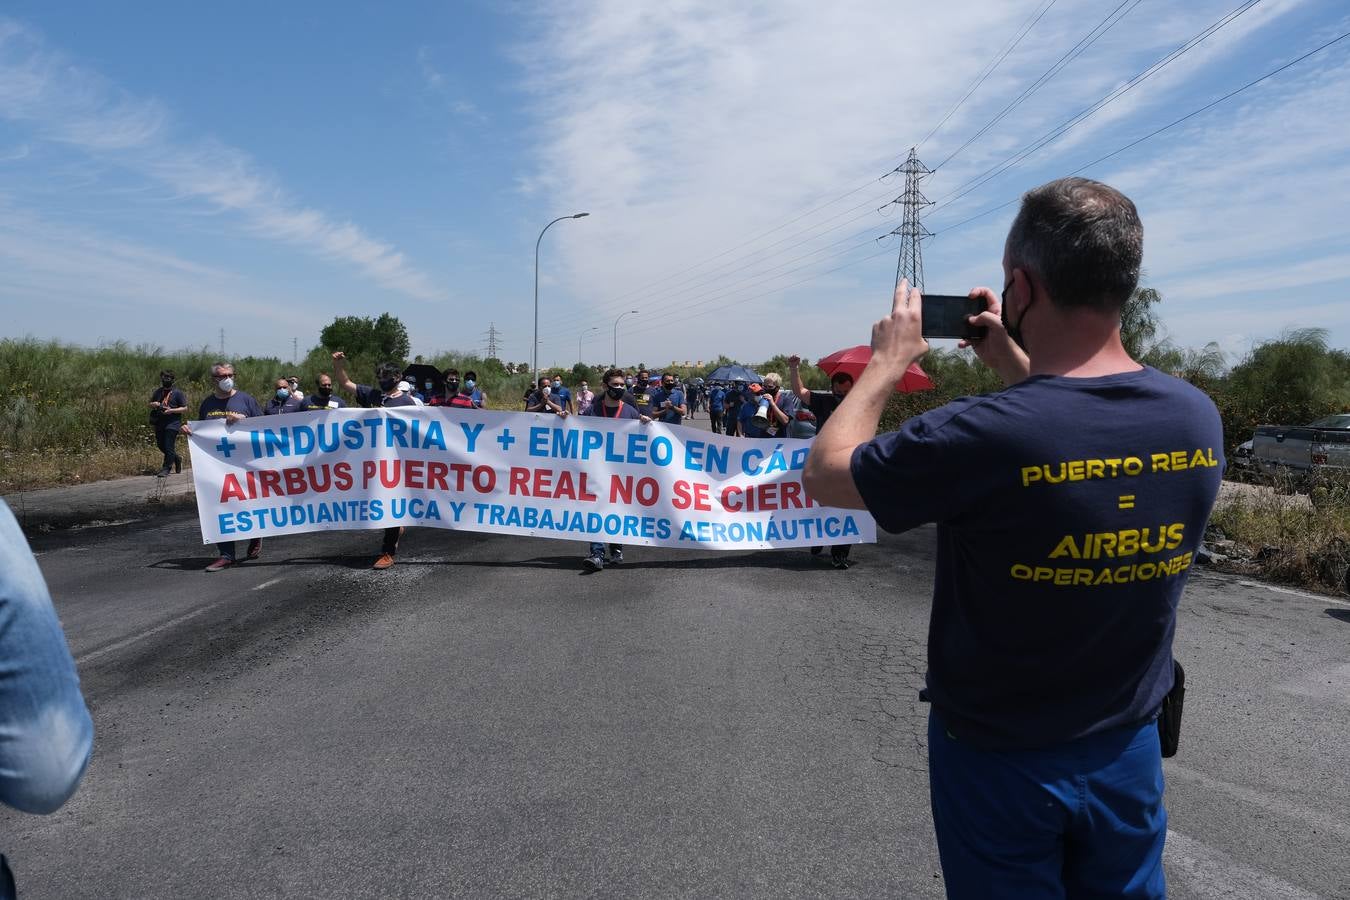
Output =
[
  {"x1": 806, "y1": 390, "x2": 844, "y2": 430},
  {"x1": 588, "y1": 398, "x2": 641, "y2": 420},
  {"x1": 649, "y1": 387, "x2": 685, "y2": 424},
  {"x1": 355, "y1": 384, "x2": 417, "y2": 408},
  {"x1": 198, "y1": 391, "x2": 264, "y2": 421},
  {"x1": 150, "y1": 387, "x2": 188, "y2": 426},
  {"x1": 850, "y1": 367, "x2": 1223, "y2": 750},
  {"x1": 302, "y1": 393, "x2": 347, "y2": 411}
]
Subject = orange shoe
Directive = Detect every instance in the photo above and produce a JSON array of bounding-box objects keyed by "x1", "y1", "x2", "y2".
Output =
[{"x1": 372, "y1": 553, "x2": 395, "y2": 570}]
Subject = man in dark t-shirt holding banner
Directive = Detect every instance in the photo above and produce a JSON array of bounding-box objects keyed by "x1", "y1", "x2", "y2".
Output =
[
  {"x1": 805, "y1": 178, "x2": 1222, "y2": 899},
  {"x1": 333, "y1": 351, "x2": 418, "y2": 570},
  {"x1": 181, "y1": 361, "x2": 266, "y2": 572},
  {"x1": 581, "y1": 368, "x2": 653, "y2": 571}
]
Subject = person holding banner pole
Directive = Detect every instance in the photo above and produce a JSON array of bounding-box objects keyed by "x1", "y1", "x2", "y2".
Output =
[
  {"x1": 331, "y1": 352, "x2": 417, "y2": 571},
  {"x1": 180, "y1": 362, "x2": 265, "y2": 572},
  {"x1": 582, "y1": 368, "x2": 653, "y2": 571}
]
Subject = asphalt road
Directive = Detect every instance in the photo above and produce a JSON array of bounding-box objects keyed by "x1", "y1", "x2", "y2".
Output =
[{"x1": 3, "y1": 421, "x2": 1348, "y2": 898}]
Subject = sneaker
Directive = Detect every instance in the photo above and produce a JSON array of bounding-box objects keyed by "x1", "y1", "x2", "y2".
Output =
[
  {"x1": 809, "y1": 546, "x2": 823, "y2": 556},
  {"x1": 609, "y1": 548, "x2": 623, "y2": 564},
  {"x1": 156, "y1": 467, "x2": 170, "y2": 478},
  {"x1": 583, "y1": 554, "x2": 605, "y2": 571},
  {"x1": 372, "y1": 553, "x2": 396, "y2": 570},
  {"x1": 831, "y1": 552, "x2": 850, "y2": 570},
  {"x1": 246, "y1": 539, "x2": 262, "y2": 560},
  {"x1": 204, "y1": 557, "x2": 234, "y2": 573}
]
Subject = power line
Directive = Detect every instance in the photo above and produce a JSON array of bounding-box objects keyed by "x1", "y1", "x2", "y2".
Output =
[
  {"x1": 536, "y1": 190, "x2": 897, "y2": 334},
  {"x1": 559, "y1": 0, "x2": 1130, "y2": 338},
  {"x1": 558, "y1": 22, "x2": 1350, "y2": 356},
  {"x1": 929, "y1": 27, "x2": 1350, "y2": 238},
  {"x1": 540, "y1": 232, "x2": 893, "y2": 349},
  {"x1": 916, "y1": 0, "x2": 1059, "y2": 151},
  {"x1": 931, "y1": 0, "x2": 1144, "y2": 173},
  {"x1": 535, "y1": 2, "x2": 1068, "y2": 336},
  {"x1": 931, "y1": 0, "x2": 1266, "y2": 212}
]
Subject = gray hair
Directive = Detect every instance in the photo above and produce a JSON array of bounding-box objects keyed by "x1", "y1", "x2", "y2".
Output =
[
  {"x1": 211, "y1": 360, "x2": 235, "y2": 373},
  {"x1": 1005, "y1": 177, "x2": 1142, "y2": 311}
]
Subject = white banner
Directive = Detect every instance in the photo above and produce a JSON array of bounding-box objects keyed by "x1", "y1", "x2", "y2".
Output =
[{"x1": 185, "y1": 407, "x2": 877, "y2": 550}]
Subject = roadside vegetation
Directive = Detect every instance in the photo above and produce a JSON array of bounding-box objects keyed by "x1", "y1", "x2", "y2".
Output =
[{"x1": 3, "y1": 293, "x2": 1348, "y2": 593}]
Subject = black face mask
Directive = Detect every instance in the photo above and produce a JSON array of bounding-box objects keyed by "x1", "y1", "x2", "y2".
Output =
[
  {"x1": 317, "y1": 386, "x2": 331, "y2": 397},
  {"x1": 378, "y1": 377, "x2": 397, "y2": 392},
  {"x1": 1001, "y1": 283, "x2": 1028, "y2": 353},
  {"x1": 662, "y1": 383, "x2": 675, "y2": 392},
  {"x1": 606, "y1": 385, "x2": 626, "y2": 400},
  {"x1": 447, "y1": 380, "x2": 460, "y2": 391},
  {"x1": 161, "y1": 377, "x2": 174, "y2": 387},
  {"x1": 765, "y1": 386, "x2": 778, "y2": 396}
]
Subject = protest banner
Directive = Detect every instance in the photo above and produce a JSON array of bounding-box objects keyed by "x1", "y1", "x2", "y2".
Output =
[{"x1": 185, "y1": 408, "x2": 877, "y2": 551}]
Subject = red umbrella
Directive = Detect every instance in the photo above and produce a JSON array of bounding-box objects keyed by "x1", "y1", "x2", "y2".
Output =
[{"x1": 816, "y1": 345, "x2": 933, "y2": 393}]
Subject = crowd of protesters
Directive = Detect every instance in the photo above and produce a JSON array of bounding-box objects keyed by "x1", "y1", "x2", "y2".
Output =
[{"x1": 159, "y1": 353, "x2": 859, "y2": 573}]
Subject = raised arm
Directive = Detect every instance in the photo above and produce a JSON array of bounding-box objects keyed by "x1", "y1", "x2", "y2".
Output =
[
  {"x1": 330, "y1": 351, "x2": 359, "y2": 394},
  {"x1": 787, "y1": 356, "x2": 811, "y2": 406}
]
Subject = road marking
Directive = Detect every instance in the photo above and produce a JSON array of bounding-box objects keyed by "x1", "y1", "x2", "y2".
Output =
[
  {"x1": 252, "y1": 577, "x2": 285, "y2": 591},
  {"x1": 1166, "y1": 762, "x2": 1350, "y2": 841},
  {"x1": 1237, "y1": 580, "x2": 1350, "y2": 608},
  {"x1": 75, "y1": 606, "x2": 214, "y2": 665},
  {"x1": 1166, "y1": 829, "x2": 1324, "y2": 899}
]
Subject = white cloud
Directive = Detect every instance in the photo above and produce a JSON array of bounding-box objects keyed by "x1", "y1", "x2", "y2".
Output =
[
  {"x1": 519, "y1": 0, "x2": 1341, "y2": 364},
  {"x1": 0, "y1": 19, "x2": 441, "y2": 302}
]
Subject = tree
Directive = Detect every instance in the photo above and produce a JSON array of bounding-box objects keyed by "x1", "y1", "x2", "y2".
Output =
[
  {"x1": 1224, "y1": 329, "x2": 1350, "y2": 425},
  {"x1": 1120, "y1": 287, "x2": 1163, "y2": 360},
  {"x1": 319, "y1": 313, "x2": 410, "y2": 364}
]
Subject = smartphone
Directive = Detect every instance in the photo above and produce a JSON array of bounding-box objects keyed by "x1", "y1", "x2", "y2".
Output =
[{"x1": 921, "y1": 294, "x2": 988, "y2": 341}]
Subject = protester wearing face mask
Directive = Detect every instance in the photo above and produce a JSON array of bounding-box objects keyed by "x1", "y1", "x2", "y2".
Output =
[
  {"x1": 575, "y1": 380, "x2": 595, "y2": 416},
  {"x1": 650, "y1": 374, "x2": 688, "y2": 426},
  {"x1": 264, "y1": 377, "x2": 306, "y2": 416},
  {"x1": 707, "y1": 381, "x2": 727, "y2": 434},
  {"x1": 438, "y1": 368, "x2": 480, "y2": 410},
  {"x1": 331, "y1": 351, "x2": 416, "y2": 570},
  {"x1": 302, "y1": 374, "x2": 346, "y2": 411},
  {"x1": 526, "y1": 376, "x2": 568, "y2": 416},
  {"x1": 739, "y1": 373, "x2": 797, "y2": 439},
  {"x1": 462, "y1": 371, "x2": 486, "y2": 408},
  {"x1": 788, "y1": 355, "x2": 856, "y2": 568},
  {"x1": 180, "y1": 362, "x2": 265, "y2": 571},
  {"x1": 148, "y1": 369, "x2": 188, "y2": 476},
  {"x1": 724, "y1": 380, "x2": 746, "y2": 437},
  {"x1": 551, "y1": 377, "x2": 573, "y2": 414},
  {"x1": 581, "y1": 368, "x2": 652, "y2": 571},
  {"x1": 805, "y1": 178, "x2": 1224, "y2": 897}
]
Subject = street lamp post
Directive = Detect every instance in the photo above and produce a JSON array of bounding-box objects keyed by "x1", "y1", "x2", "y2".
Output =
[
  {"x1": 613, "y1": 309, "x2": 638, "y2": 368},
  {"x1": 534, "y1": 212, "x2": 589, "y2": 381},
  {"x1": 578, "y1": 326, "x2": 599, "y2": 368}
]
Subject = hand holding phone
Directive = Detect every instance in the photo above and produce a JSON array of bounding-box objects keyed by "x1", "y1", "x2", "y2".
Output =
[{"x1": 921, "y1": 294, "x2": 989, "y2": 341}]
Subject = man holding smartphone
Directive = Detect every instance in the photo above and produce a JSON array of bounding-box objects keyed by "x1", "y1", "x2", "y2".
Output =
[{"x1": 804, "y1": 177, "x2": 1222, "y2": 899}]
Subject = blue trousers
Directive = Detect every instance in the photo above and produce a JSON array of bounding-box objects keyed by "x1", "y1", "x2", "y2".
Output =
[{"x1": 928, "y1": 710, "x2": 1166, "y2": 899}]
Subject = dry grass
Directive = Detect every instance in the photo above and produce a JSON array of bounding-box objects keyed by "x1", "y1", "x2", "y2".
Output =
[
  {"x1": 1207, "y1": 476, "x2": 1350, "y2": 595},
  {"x1": 0, "y1": 445, "x2": 175, "y2": 493}
]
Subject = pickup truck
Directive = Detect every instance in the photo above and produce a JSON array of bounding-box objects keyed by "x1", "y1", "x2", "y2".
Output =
[{"x1": 1252, "y1": 414, "x2": 1350, "y2": 481}]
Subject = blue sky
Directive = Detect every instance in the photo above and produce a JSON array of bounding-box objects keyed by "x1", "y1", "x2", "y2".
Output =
[{"x1": 1, "y1": 0, "x2": 1348, "y2": 370}]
